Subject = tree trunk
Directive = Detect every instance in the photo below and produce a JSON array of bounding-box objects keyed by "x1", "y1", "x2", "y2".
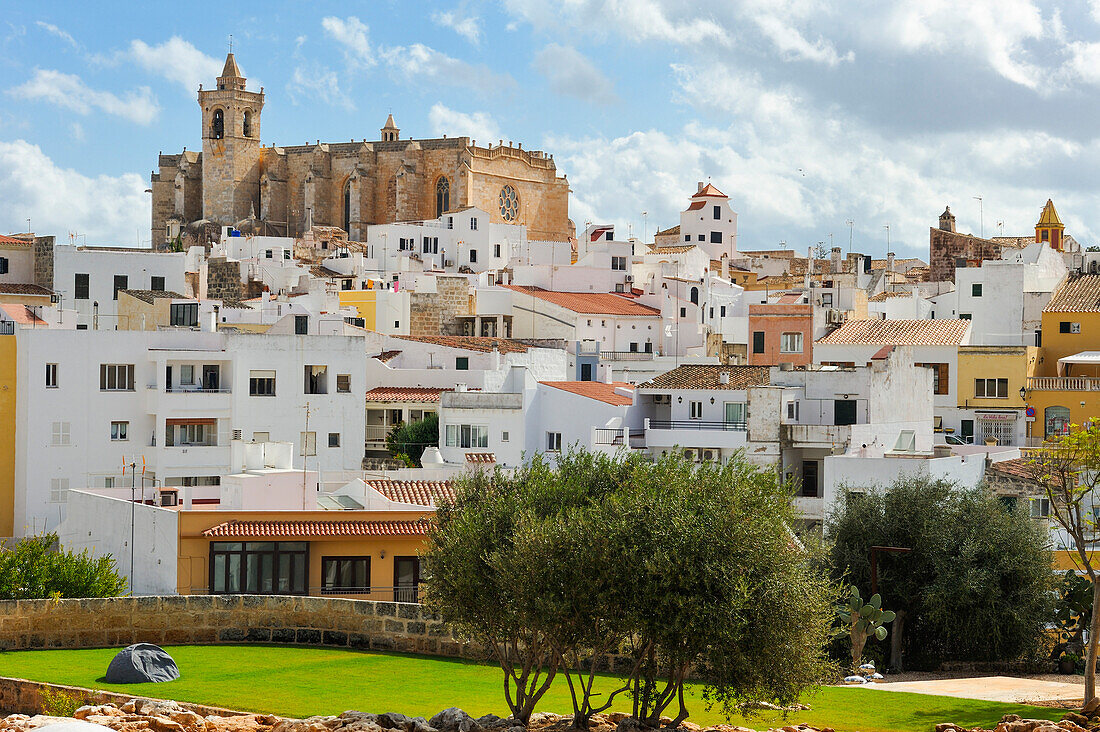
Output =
[
  {"x1": 888, "y1": 610, "x2": 906, "y2": 673},
  {"x1": 1088, "y1": 583, "x2": 1100, "y2": 705}
]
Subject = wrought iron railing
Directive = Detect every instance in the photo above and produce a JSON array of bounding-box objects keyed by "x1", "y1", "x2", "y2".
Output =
[{"x1": 648, "y1": 420, "x2": 747, "y2": 431}]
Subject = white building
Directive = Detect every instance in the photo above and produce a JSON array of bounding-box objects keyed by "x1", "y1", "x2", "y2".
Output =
[{"x1": 676, "y1": 183, "x2": 738, "y2": 260}]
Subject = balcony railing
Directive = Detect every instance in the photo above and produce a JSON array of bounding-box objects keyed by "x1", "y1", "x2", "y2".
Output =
[
  {"x1": 601, "y1": 351, "x2": 654, "y2": 361},
  {"x1": 1027, "y1": 377, "x2": 1100, "y2": 391},
  {"x1": 648, "y1": 420, "x2": 747, "y2": 431},
  {"x1": 165, "y1": 386, "x2": 232, "y2": 394}
]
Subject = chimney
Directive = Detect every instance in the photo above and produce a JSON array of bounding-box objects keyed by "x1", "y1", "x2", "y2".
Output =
[
  {"x1": 831, "y1": 246, "x2": 842, "y2": 274},
  {"x1": 804, "y1": 246, "x2": 813, "y2": 290},
  {"x1": 887, "y1": 251, "x2": 895, "y2": 272},
  {"x1": 721, "y1": 254, "x2": 730, "y2": 280},
  {"x1": 719, "y1": 371, "x2": 730, "y2": 385},
  {"x1": 490, "y1": 341, "x2": 501, "y2": 371},
  {"x1": 603, "y1": 364, "x2": 614, "y2": 384},
  {"x1": 456, "y1": 383, "x2": 468, "y2": 392},
  {"x1": 697, "y1": 181, "x2": 705, "y2": 193}
]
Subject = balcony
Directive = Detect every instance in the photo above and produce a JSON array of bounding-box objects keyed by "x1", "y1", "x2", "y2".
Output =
[
  {"x1": 781, "y1": 423, "x2": 852, "y2": 448},
  {"x1": 601, "y1": 351, "x2": 654, "y2": 362},
  {"x1": 593, "y1": 427, "x2": 645, "y2": 448},
  {"x1": 441, "y1": 391, "x2": 524, "y2": 410},
  {"x1": 1027, "y1": 377, "x2": 1100, "y2": 391},
  {"x1": 644, "y1": 418, "x2": 748, "y2": 450}
]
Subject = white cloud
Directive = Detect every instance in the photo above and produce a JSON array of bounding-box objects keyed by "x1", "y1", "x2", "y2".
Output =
[
  {"x1": 533, "y1": 44, "x2": 617, "y2": 103},
  {"x1": 287, "y1": 64, "x2": 354, "y2": 110},
  {"x1": 35, "y1": 21, "x2": 77, "y2": 49},
  {"x1": 120, "y1": 37, "x2": 223, "y2": 94},
  {"x1": 428, "y1": 103, "x2": 501, "y2": 143},
  {"x1": 0, "y1": 139, "x2": 147, "y2": 245},
  {"x1": 322, "y1": 16, "x2": 375, "y2": 67},
  {"x1": 503, "y1": 0, "x2": 728, "y2": 45},
  {"x1": 383, "y1": 44, "x2": 513, "y2": 91},
  {"x1": 749, "y1": 11, "x2": 853, "y2": 66},
  {"x1": 432, "y1": 11, "x2": 482, "y2": 45},
  {"x1": 70, "y1": 122, "x2": 85, "y2": 142},
  {"x1": 8, "y1": 69, "x2": 158, "y2": 125}
]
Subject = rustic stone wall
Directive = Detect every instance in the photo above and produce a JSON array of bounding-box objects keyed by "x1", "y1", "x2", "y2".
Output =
[
  {"x1": 0, "y1": 677, "x2": 245, "y2": 717},
  {"x1": 205, "y1": 258, "x2": 243, "y2": 303},
  {"x1": 0, "y1": 596, "x2": 486, "y2": 660},
  {"x1": 409, "y1": 276, "x2": 472, "y2": 336},
  {"x1": 32, "y1": 236, "x2": 54, "y2": 290},
  {"x1": 928, "y1": 226, "x2": 1003, "y2": 283}
]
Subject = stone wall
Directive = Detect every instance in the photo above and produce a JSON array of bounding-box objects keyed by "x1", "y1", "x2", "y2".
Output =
[
  {"x1": 206, "y1": 258, "x2": 244, "y2": 303},
  {"x1": 409, "y1": 276, "x2": 472, "y2": 336},
  {"x1": 0, "y1": 596, "x2": 486, "y2": 660},
  {"x1": 928, "y1": 227, "x2": 1003, "y2": 283},
  {"x1": 33, "y1": 236, "x2": 54, "y2": 290},
  {"x1": 0, "y1": 677, "x2": 245, "y2": 717}
]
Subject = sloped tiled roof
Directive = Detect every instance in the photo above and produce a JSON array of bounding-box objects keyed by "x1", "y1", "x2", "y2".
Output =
[
  {"x1": 648, "y1": 245, "x2": 697, "y2": 255},
  {"x1": 364, "y1": 386, "x2": 451, "y2": 403},
  {"x1": 655, "y1": 225, "x2": 680, "y2": 236},
  {"x1": 0, "y1": 234, "x2": 31, "y2": 248},
  {"x1": 539, "y1": 380, "x2": 634, "y2": 406},
  {"x1": 816, "y1": 319, "x2": 971, "y2": 346},
  {"x1": 120, "y1": 289, "x2": 184, "y2": 304},
  {"x1": 201, "y1": 519, "x2": 427, "y2": 538},
  {"x1": 375, "y1": 350, "x2": 402, "y2": 363},
  {"x1": 638, "y1": 365, "x2": 771, "y2": 390},
  {"x1": 465, "y1": 452, "x2": 496, "y2": 464},
  {"x1": 986, "y1": 457, "x2": 1064, "y2": 489},
  {"x1": 1037, "y1": 199, "x2": 1064, "y2": 227},
  {"x1": 0, "y1": 303, "x2": 45, "y2": 325},
  {"x1": 390, "y1": 335, "x2": 534, "y2": 354},
  {"x1": 1045, "y1": 275, "x2": 1100, "y2": 313},
  {"x1": 505, "y1": 286, "x2": 661, "y2": 316},
  {"x1": 686, "y1": 201, "x2": 706, "y2": 211},
  {"x1": 365, "y1": 480, "x2": 455, "y2": 507},
  {"x1": 867, "y1": 291, "x2": 916, "y2": 302},
  {"x1": 691, "y1": 183, "x2": 727, "y2": 199},
  {"x1": 0, "y1": 282, "x2": 51, "y2": 296}
]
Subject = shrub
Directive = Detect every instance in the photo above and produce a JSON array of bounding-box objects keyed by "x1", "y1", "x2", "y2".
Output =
[
  {"x1": 0, "y1": 533, "x2": 127, "y2": 600},
  {"x1": 386, "y1": 414, "x2": 438, "y2": 467}
]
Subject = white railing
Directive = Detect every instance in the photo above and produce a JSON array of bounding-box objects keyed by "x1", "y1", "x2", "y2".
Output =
[{"x1": 1028, "y1": 377, "x2": 1100, "y2": 391}]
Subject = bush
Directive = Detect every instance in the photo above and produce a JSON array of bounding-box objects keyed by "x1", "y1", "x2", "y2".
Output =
[
  {"x1": 0, "y1": 533, "x2": 127, "y2": 600},
  {"x1": 386, "y1": 414, "x2": 438, "y2": 467}
]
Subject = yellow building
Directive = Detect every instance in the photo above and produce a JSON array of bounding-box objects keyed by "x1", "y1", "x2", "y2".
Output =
[
  {"x1": 1036, "y1": 199, "x2": 1066, "y2": 252},
  {"x1": 338, "y1": 290, "x2": 377, "y2": 330},
  {"x1": 0, "y1": 331, "x2": 14, "y2": 538},
  {"x1": 1027, "y1": 275, "x2": 1100, "y2": 439},
  {"x1": 956, "y1": 345, "x2": 1036, "y2": 445}
]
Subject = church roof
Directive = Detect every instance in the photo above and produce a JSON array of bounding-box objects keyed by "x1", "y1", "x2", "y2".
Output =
[
  {"x1": 691, "y1": 183, "x2": 727, "y2": 199},
  {"x1": 382, "y1": 114, "x2": 398, "y2": 130},
  {"x1": 220, "y1": 53, "x2": 243, "y2": 79},
  {"x1": 1037, "y1": 199, "x2": 1064, "y2": 228}
]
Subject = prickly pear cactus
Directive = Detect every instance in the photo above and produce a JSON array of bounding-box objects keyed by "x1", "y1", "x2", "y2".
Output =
[{"x1": 838, "y1": 586, "x2": 896, "y2": 673}]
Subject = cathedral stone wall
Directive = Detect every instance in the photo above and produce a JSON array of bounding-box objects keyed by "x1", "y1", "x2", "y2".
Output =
[
  {"x1": 928, "y1": 227, "x2": 1003, "y2": 283},
  {"x1": 409, "y1": 276, "x2": 472, "y2": 336}
]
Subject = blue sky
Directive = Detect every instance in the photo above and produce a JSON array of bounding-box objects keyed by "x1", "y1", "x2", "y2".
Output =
[{"x1": 4, "y1": 1, "x2": 1100, "y2": 258}]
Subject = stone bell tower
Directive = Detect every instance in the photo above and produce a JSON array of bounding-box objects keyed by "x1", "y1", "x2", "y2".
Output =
[{"x1": 199, "y1": 52, "x2": 265, "y2": 226}]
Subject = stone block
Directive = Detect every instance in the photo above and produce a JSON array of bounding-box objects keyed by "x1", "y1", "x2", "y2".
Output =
[
  {"x1": 218, "y1": 628, "x2": 247, "y2": 642},
  {"x1": 397, "y1": 604, "x2": 421, "y2": 620},
  {"x1": 270, "y1": 627, "x2": 296, "y2": 644},
  {"x1": 322, "y1": 630, "x2": 348, "y2": 647},
  {"x1": 406, "y1": 622, "x2": 426, "y2": 636},
  {"x1": 375, "y1": 602, "x2": 397, "y2": 617},
  {"x1": 245, "y1": 627, "x2": 272, "y2": 642},
  {"x1": 295, "y1": 628, "x2": 322, "y2": 645},
  {"x1": 384, "y1": 619, "x2": 405, "y2": 634}
]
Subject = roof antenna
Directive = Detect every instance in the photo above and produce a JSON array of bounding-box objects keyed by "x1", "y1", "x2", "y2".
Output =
[{"x1": 228, "y1": 34, "x2": 234, "y2": 54}]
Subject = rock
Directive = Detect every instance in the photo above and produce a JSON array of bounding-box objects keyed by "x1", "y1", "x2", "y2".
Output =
[
  {"x1": 428, "y1": 710, "x2": 476, "y2": 732},
  {"x1": 105, "y1": 644, "x2": 181, "y2": 684},
  {"x1": 527, "y1": 715, "x2": 560, "y2": 727},
  {"x1": 1084, "y1": 698, "x2": 1100, "y2": 717},
  {"x1": 1062, "y1": 715, "x2": 1088, "y2": 726},
  {"x1": 935, "y1": 725, "x2": 964, "y2": 732},
  {"x1": 376, "y1": 716, "x2": 412, "y2": 732},
  {"x1": 1002, "y1": 717, "x2": 1023, "y2": 724},
  {"x1": 27, "y1": 723, "x2": 116, "y2": 732}
]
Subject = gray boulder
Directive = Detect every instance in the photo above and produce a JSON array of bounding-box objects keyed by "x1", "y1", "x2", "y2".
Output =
[
  {"x1": 104, "y1": 643, "x2": 180, "y2": 683},
  {"x1": 430, "y1": 709, "x2": 478, "y2": 732}
]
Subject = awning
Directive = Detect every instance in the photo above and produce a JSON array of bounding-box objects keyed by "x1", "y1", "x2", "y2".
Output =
[
  {"x1": 1057, "y1": 352, "x2": 1100, "y2": 376},
  {"x1": 201, "y1": 519, "x2": 427, "y2": 538}
]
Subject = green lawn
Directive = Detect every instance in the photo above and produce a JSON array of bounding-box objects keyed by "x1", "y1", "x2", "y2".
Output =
[{"x1": 0, "y1": 645, "x2": 1066, "y2": 732}]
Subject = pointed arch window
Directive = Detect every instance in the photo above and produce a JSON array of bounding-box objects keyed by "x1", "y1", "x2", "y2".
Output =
[
  {"x1": 243, "y1": 110, "x2": 253, "y2": 138},
  {"x1": 436, "y1": 177, "x2": 450, "y2": 218},
  {"x1": 211, "y1": 109, "x2": 224, "y2": 140},
  {"x1": 343, "y1": 181, "x2": 352, "y2": 234}
]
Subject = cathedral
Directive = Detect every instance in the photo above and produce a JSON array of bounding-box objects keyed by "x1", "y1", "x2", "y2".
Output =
[{"x1": 150, "y1": 53, "x2": 572, "y2": 248}]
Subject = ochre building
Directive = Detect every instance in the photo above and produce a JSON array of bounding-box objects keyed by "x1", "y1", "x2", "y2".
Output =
[{"x1": 151, "y1": 54, "x2": 571, "y2": 247}]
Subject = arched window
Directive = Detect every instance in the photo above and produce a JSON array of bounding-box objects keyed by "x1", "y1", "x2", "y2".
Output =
[
  {"x1": 436, "y1": 177, "x2": 450, "y2": 218},
  {"x1": 211, "y1": 109, "x2": 224, "y2": 140},
  {"x1": 690, "y1": 287, "x2": 699, "y2": 305},
  {"x1": 1045, "y1": 406, "x2": 1071, "y2": 438},
  {"x1": 243, "y1": 110, "x2": 253, "y2": 138},
  {"x1": 343, "y1": 181, "x2": 352, "y2": 234}
]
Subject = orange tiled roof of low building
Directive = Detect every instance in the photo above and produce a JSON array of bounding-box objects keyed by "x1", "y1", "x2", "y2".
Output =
[
  {"x1": 505, "y1": 286, "x2": 661, "y2": 316},
  {"x1": 691, "y1": 183, "x2": 727, "y2": 199},
  {"x1": 638, "y1": 365, "x2": 771, "y2": 390},
  {"x1": 0, "y1": 283, "x2": 52, "y2": 296},
  {"x1": 390, "y1": 334, "x2": 533, "y2": 354},
  {"x1": 0, "y1": 304, "x2": 45, "y2": 325},
  {"x1": 539, "y1": 380, "x2": 634, "y2": 406},
  {"x1": 465, "y1": 452, "x2": 496, "y2": 464},
  {"x1": 201, "y1": 519, "x2": 427, "y2": 538},
  {"x1": 1045, "y1": 275, "x2": 1100, "y2": 313},
  {"x1": 817, "y1": 319, "x2": 970, "y2": 346},
  {"x1": 867, "y1": 291, "x2": 916, "y2": 302},
  {"x1": 0, "y1": 234, "x2": 31, "y2": 248},
  {"x1": 364, "y1": 386, "x2": 451, "y2": 403},
  {"x1": 365, "y1": 480, "x2": 456, "y2": 507},
  {"x1": 648, "y1": 244, "x2": 697, "y2": 255}
]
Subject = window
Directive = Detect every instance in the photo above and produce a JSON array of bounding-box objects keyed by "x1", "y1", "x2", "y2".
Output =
[
  {"x1": 343, "y1": 181, "x2": 352, "y2": 233},
  {"x1": 45, "y1": 363, "x2": 57, "y2": 388},
  {"x1": 724, "y1": 402, "x2": 745, "y2": 425},
  {"x1": 1030, "y1": 498, "x2": 1051, "y2": 518},
  {"x1": 469, "y1": 249, "x2": 477, "y2": 263},
  {"x1": 893, "y1": 430, "x2": 917, "y2": 452},
  {"x1": 242, "y1": 109, "x2": 253, "y2": 138},
  {"x1": 680, "y1": 307, "x2": 686, "y2": 318},
  {"x1": 249, "y1": 370, "x2": 276, "y2": 396},
  {"x1": 1061, "y1": 321, "x2": 1081, "y2": 334},
  {"x1": 337, "y1": 374, "x2": 351, "y2": 393},
  {"x1": 720, "y1": 305, "x2": 726, "y2": 317},
  {"x1": 436, "y1": 177, "x2": 450, "y2": 217},
  {"x1": 456, "y1": 357, "x2": 469, "y2": 370},
  {"x1": 801, "y1": 461, "x2": 818, "y2": 498},
  {"x1": 821, "y1": 293, "x2": 833, "y2": 307},
  {"x1": 294, "y1": 315, "x2": 309, "y2": 335},
  {"x1": 301, "y1": 431, "x2": 317, "y2": 456},
  {"x1": 974, "y1": 378, "x2": 1009, "y2": 398},
  {"x1": 786, "y1": 401, "x2": 799, "y2": 420},
  {"x1": 710, "y1": 231, "x2": 721, "y2": 244},
  {"x1": 780, "y1": 332, "x2": 803, "y2": 354},
  {"x1": 180, "y1": 364, "x2": 194, "y2": 385},
  {"x1": 1045, "y1": 405, "x2": 1072, "y2": 438},
  {"x1": 445, "y1": 424, "x2": 489, "y2": 448},
  {"x1": 151, "y1": 276, "x2": 165, "y2": 292},
  {"x1": 422, "y1": 237, "x2": 439, "y2": 254},
  {"x1": 959, "y1": 313, "x2": 972, "y2": 320},
  {"x1": 499, "y1": 184, "x2": 519, "y2": 222},
  {"x1": 49, "y1": 478, "x2": 69, "y2": 503},
  {"x1": 210, "y1": 541, "x2": 308, "y2": 595},
  {"x1": 100, "y1": 364, "x2": 135, "y2": 391},
  {"x1": 51, "y1": 421, "x2": 70, "y2": 446},
  {"x1": 166, "y1": 422, "x2": 215, "y2": 447},
  {"x1": 713, "y1": 205, "x2": 721, "y2": 220},
  {"x1": 501, "y1": 431, "x2": 510, "y2": 442},
  {"x1": 0, "y1": 257, "x2": 7, "y2": 275},
  {"x1": 265, "y1": 249, "x2": 273, "y2": 259},
  {"x1": 611, "y1": 256, "x2": 627, "y2": 271},
  {"x1": 253, "y1": 432, "x2": 270, "y2": 442},
  {"x1": 972, "y1": 283, "x2": 982, "y2": 297},
  {"x1": 547, "y1": 432, "x2": 562, "y2": 452},
  {"x1": 689, "y1": 287, "x2": 699, "y2": 305},
  {"x1": 74, "y1": 273, "x2": 89, "y2": 300},
  {"x1": 170, "y1": 302, "x2": 198, "y2": 327},
  {"x1": 1041, "y1": 229, "x2": 1050, "y2": 242},
  {"x1": 689, "y1": 401, "x2": 703, "y2": 419},
  {"x1": 113, "y1": 275, "x2": 128, "y2": 300},
  {"x1": 494, "y1": 244, "x2": 501, "y2": 258},
  {"x1": 752, "y1": 331, "x2": 765, "y2": 354},
  {"x1": 321, "y1": 556, "x2": 370, "y2": 594},
  {"x1": 834, "y1": 399, "x2": 857, "y2": 426},
  {"x1": 470, "y1": 217, "x2": 478, "y2": 231},
  {"x1": 629, "y1": 342, "x2": 638, "y2": 352},
  {"x1": 698, "y1": 234, "x2": 706, "y2": 241},
  {"x1": 304, "y1": 365, "x2": 327, "y2": 394},
  {"x1": 328, "y1": 432, "x2": 340, "y2": 448},
  {"x1": 109, "y1": 420, "x2": 129, "y2": 441},
  {"x1": 919, "y1": 363, "x2": 949, "y2": 395},
  {"x1": 211, "y1": 109, "x2": 224, "y2": 140}
]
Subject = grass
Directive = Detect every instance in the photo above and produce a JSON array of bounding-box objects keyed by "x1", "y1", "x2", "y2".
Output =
[{"x1": 0, "y1": 645, "x2": 1068, "y2": 732}]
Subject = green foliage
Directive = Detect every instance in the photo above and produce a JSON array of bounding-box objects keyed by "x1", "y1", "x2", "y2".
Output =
[
  {"x1": 838, "y1": 587, "x2": 896, "y2": 672},
  {"x1": 826, "y1": 477, "x2": 1055, "y2": 670},
  {"x1": 1055, "y1": 570, "x2": 1092, "y2": 652},
  {"x1": 0, "y1": 534, "x2": 128, "y2": 600},
  {"x1": 425, "y1": 447, "x2": 836, "y2": 729},
  {"x1": 38, "y1": 686, "x2": 85, "y2": 717},
  {"x1": 386, "y1": 413, "x2": 438, "y2": 467}
]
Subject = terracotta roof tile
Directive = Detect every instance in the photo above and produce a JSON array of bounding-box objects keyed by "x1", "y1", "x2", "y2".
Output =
[
  {"x1": 986, "y1": 457, "x2": 1064, "y2": 489},
  {"x1": 391, "y1": 335, "x2": 534, "y2": 354},
  {"x1": 375, "y1": 350, "x2": 402, "y2": 363},
  {"x1": 365, "y1": 386, "x2": 451, "y2": 403},
  {"x1": 0, "y1": 304, "x2": 45, "y2": 325},
  {"x1": 201, "y1": 519, "x2": 427, "y2": 538},
  {"x1": 365, "y1": 480, "x2": 455, "y2": 507},
  {"x1": 0, "y1": 235, "x2": 31, "y2": 248},
  {"x1": 816, "y1": 319, "x2": 971, "y2": 346},
  {"x1": 655, "y1": 225, "x2": 680, "y2": 236},
  {"x1": 539, "y1": 381, "x2": 634, "y2": 406},
  {"x1": 120, "y1": 289, "x2": 185, "y2": 304},
  {"x1": 648, "y1": 244, "x2": 697, "y2": 255},
  {"x1": 686, "y1": 200, "x2": 706, "y2": 211},
  {"x1": 1045, "y1": 275, "x2": 1100, "y2": 313},
  {"x1": 691, "y1": 183, "x2": 727, "y2": 199},
  {"x1": 505, "y1": 286, "x2": 661, "y2": 316},
  {"x1": 867, "y1": 291, "x2": 916, "y2": 302},
  {"x1": 465, "y1": 452, "x2": 496, "y2": 464},
  {"x1": 638, "y1": 365, "x2": 771, "y2": 390},
  {"x1": 0, "y1": 282, "x2": 52, "y2": 296}
]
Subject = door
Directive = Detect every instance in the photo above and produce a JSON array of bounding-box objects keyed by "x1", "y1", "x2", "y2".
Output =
[
  {"x1": 394, "y1": 556, "x2": 420, "y2": 603},
  {"x1": 834, "y1": 399, "x2": 857, "y2": 426},
  {"x1": 801, "y1": 461, "x2": 819, "y2": 498},
  {"x1": 165, "y1": 365, "x2": 172, "y2": 393},
  {"x1": 580, "y1": 363, "x2": 594, "y2": 381},
  {"x1": 960, "y1": 419, "x2": 974, "y2": 443},
  {"x1": 202, "y1": 365, "x2": 219, "y2": 391}
]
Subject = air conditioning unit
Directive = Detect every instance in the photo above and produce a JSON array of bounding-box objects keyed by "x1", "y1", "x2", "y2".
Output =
[
  {"x1": 826, "y1": 309, "x2": 844, "y2": 324},
  {"x1": 701, "y1": 449, "x2": 716, "y2": 462},
  {"x1": 653, "y1": 394, "x2": 670, "y2": 404},
  {"x1": 682, "y1": 448, "x2": 698, "y2": 462},
  {"x1": 445, "y1": 260, "x2": 455, "y2": 267},
  {"x1": 625, "y1": 274, "x2": 634, "y2": 283}
]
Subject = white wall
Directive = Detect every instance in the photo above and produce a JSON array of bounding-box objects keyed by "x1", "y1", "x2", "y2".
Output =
[{"x1": 52, "y1": 246, "x2": 187, "y2": 327}]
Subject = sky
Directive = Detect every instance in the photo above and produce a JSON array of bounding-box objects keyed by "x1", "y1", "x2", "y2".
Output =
[{"x1": 3, "y1": 1, "x2": 1100, "y2": 258}]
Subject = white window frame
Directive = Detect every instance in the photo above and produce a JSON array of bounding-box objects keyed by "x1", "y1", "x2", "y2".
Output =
[
  {"x1": 1031, "y1": 497, "x2": 1050, "y2": 518},
  {"x1": 111, "y1": 421, "x2": 129, "y2": 441},
  {"x1": 780, "y1": 332, "x2": 804, "y2": 354},
  {"x1": 49, "y1": 478, "x2": 69, "y2": 503},
  {"x1": 45, "y1": 363, "x2": 58, "y2": 389},
  {"x1": 724, "y1": 402, "x2": 746, "y2": 425},
  {"x1": 547, "y1": 431, "x2": 562, "y2": 452},
  {"x1": 180, "y1": 364, "x2": 195, "y2": 385},
  {"x1": 445, "y1": 424, "x2": 488, "y2": 449},
  {"x1": 688, "y1": 401, "x2": 703, "y2": 419},
  {"x1": 100, "y1": 364, "x2": 135, "y2": 391},
  {"x1": 51, "y1": 421, "x2": 71, "y2": 446}
]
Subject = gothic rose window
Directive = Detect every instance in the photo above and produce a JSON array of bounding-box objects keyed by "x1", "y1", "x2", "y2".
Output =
[{"x1": 499, "y1": 184, "x2": 519, "y2": 222}]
